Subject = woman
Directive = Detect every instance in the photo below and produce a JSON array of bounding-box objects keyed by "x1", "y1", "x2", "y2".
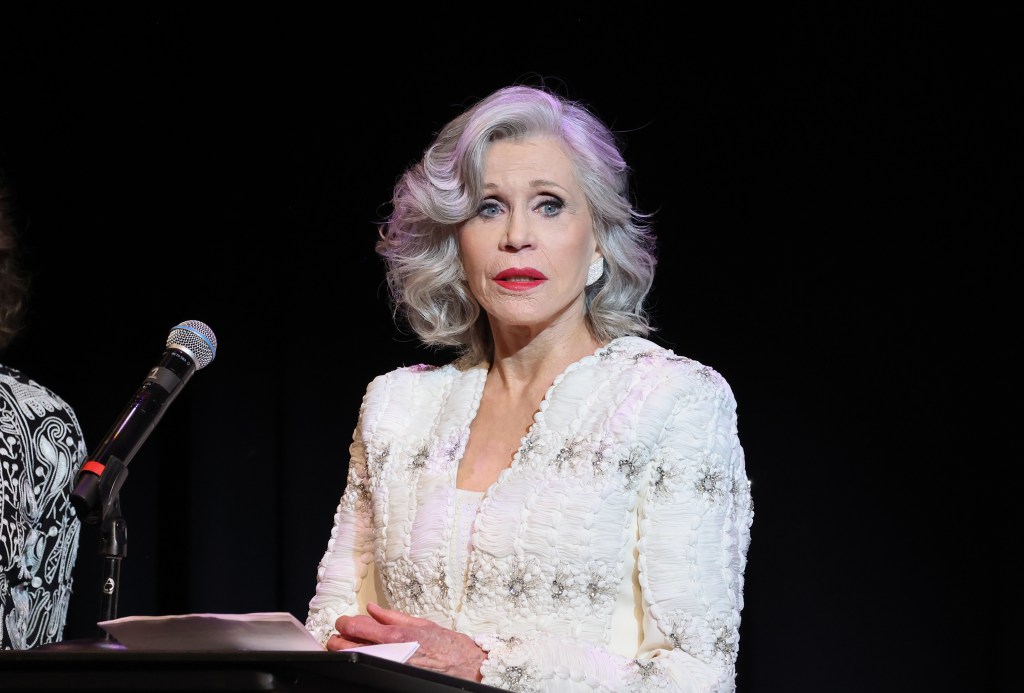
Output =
[
  {"x1": 0, "y1": 181, "x2": 88, "y2": 650},
  {"x1": 305, "y1": 84, "x2": 753, "y2": 692}
]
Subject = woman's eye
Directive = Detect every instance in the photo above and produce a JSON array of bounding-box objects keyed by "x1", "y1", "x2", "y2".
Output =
[
  {"x1": 477, "y1": 200, "x2": 503, "y2": 218},
  {"x1": 537, "y1": 198, "x2": 564, "y2": 217}
]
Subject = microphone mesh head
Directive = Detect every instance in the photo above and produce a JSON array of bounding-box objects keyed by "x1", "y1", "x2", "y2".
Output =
[{"x1": 167, "y1": 320, "x2": 218, "y2": 369}]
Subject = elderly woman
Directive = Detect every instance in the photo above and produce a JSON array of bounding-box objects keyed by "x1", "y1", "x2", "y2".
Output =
[{"x1": 305, "y1": 84, "x2": 753, "y2": 692}]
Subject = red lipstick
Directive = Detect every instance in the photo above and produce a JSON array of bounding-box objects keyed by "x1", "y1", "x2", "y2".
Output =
[{"x1": 492, "y1": 267, "x2": 547, "y2": 291}]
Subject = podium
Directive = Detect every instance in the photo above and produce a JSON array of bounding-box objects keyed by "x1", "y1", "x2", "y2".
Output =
[{"x1": 0, "y1": 649, "x2": 507, "y2": 693}]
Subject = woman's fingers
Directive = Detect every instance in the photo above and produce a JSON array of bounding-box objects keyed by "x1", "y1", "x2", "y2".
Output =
[{"x1": 365, "y1": 602, "x2": 431, "y2": 626}]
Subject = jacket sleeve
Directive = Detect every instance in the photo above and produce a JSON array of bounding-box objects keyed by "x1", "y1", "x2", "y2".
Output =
[
  {"x1": 304, "y1": 412, "x2": 382, "y2": 647},
  {"x1": 474, "y1": 374, "x2": 753, "y2": 692}
]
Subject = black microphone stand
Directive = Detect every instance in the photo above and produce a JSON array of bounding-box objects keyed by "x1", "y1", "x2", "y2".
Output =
[{"x1": 96, "y1": 456, "x2": 130, "y2": 637}]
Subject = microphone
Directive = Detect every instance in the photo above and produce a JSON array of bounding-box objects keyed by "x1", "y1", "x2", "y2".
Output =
[{"x1": 71, "y1": 320, "x2": 218, "y2": 524}]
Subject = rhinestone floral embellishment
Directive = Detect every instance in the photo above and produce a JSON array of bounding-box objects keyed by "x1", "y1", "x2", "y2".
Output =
[
  {"x1": 629, "y1": 659, "x2": 670, "y2": 691},
  {"x1": 553, "y1": 436, "x2": 588, "y2": 473},
  {"x1": 483, "y1": 636, "x2": 542, "y2": 693},
  {"x1": 410, "y1": 443, "x2": 430, "y2": 469},
  {"x1": 518, "y1": 430, "x2": 541, "y2": 462},
  {"x1": 503, "y1": 558, "x2": 542, "y2": 609},
  {"x1": 363, "y1": 442, "x2": 391, "y2": 476},
  {"x1": 584, "y1": 564, "x2": 618, "y2": 610},
  {"x1": 550, "y1": 566, "x2": 575, "y2": 605},
  {"x1": 694, "y1": 456, "x2": 728, "y2": 503},
  {"x1": 667, "y1": 610, "x2": 740, "y2": 667},
  {"x1": 616, "y1": 447, "x2": 646, "y2": 489}
]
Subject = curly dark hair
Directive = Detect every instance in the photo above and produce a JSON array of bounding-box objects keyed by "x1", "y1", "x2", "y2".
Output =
[{"x1": 0, "y1": 181, "x2": 29, "y2": 350}]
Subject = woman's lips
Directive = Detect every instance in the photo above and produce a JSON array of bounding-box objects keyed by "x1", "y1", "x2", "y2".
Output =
[{"x1": 493, "y1": 267, "x2": 547, "y2": 290}]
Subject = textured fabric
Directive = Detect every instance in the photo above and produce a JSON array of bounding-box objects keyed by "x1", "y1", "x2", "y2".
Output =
[
  {"x1": 306, "y1": 336, "x2": 753, "y2": 692},
  {"x1": 0, "y1": 364, "x2": 87, "y2": 650},
  {"x1": 452, "y1": 489, "x2": 484, "y2": 608}
]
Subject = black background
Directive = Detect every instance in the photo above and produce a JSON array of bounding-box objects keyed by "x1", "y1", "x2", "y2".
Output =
[{"x1": 0, "y1": 7, "x2": 1016, "y2": 692}]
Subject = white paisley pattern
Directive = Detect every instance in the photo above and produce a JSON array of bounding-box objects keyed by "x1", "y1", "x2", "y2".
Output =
[
  {"x1": 306, "y1": 336, "x2": 753, "y2": 692},
  {"x1": 0, "y1": 364, "x2": 87, "y2": 650}
]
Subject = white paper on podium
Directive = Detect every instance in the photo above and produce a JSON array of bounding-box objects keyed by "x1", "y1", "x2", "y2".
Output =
[{"x1": 98, "y1": 612, "x2": 419, "y2": 662}]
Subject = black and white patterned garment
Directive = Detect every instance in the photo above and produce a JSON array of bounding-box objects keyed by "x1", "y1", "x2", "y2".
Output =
[{"x1": 0, "y1": 363, "x2": 86, "y2": 650}]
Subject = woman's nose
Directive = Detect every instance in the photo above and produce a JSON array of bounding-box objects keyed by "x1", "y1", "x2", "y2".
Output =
[{"x1": 502, "y1": 209, "x2": 534, "y2": 249}]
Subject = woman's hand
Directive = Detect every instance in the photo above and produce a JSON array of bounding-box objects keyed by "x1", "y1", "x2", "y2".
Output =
[{"x1": 328, "y1": 602, "x2": 486, "y2": 682}]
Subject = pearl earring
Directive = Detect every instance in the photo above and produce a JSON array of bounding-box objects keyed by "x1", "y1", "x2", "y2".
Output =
[{"x1": 586, "y1": 257, "x2": 604, "y2": 286}]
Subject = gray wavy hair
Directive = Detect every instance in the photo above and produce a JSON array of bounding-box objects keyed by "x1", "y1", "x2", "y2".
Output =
[{"x1": 376, "y1": 84, "x2": 657, "y2": 364}]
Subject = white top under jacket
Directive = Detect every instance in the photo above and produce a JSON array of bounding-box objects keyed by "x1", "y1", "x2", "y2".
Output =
[{"x1": 306, "y1": 336, "x2": 753, "y2": 692}]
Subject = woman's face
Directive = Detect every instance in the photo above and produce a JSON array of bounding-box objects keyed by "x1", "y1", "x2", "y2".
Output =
[{"x1": 457, "y1": 136, "x2": 600, "y2": 336}]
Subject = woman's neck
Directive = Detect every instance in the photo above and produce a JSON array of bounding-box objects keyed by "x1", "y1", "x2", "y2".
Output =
[{"x1": 488, "y1": 323, "x2": 603, "y2": 394}]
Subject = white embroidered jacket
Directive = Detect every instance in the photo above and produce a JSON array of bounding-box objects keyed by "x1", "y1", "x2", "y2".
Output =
[{"x1": 306, "y1": 336, "x2": 753, "y2": 692}]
